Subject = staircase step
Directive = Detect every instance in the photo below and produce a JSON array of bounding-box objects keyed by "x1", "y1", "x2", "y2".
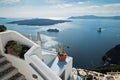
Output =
[
  {"x1": 0, "y1": 66, "x2": 18, "y2": 80},
  {"x1": 0, "y1": 60, "x2": 10, "y2": 67},
  {"x1": 8, "y1": 73, "x2": 26, "y2": 80},
  {"x1": 0, "y1": 55, "x2": 26, "y2": 80},
  {"x1": 0, "y1": 55, "x2": 4, "y2": 58},
  {"x1": 0, "y1": 55, "x2": 6, "y2": 63},
  {"x1": 16, "y1": 75, "x2": 26, "y2": 80},
  {"x1": 17, "y1": 76, "x2": 26, "y2": 80},
  {"x1": 0, "y1": 60, "x2": 12, "y2": 72}
]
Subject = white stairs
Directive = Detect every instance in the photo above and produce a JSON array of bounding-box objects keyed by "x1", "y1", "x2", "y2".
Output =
[{"x1": 0, "y1": 55, "x2": 26, "y2": 80}]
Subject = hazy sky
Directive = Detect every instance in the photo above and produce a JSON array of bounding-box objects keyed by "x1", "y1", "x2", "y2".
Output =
[{"x1": 0, "y1": 0, "x2": 120, "y2": 19}]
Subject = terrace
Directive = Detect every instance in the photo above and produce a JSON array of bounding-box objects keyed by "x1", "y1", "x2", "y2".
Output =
[{"x1": 0, "y1": 30, "x2": 73, "y2": 80}]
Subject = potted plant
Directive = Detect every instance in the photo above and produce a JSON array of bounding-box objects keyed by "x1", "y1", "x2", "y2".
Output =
[
  {"x1": 0, "y1": 25, "x2": 7, "y2": 32},
  {"x1": 57, "y1": 45, "x2": 67, "y2": 62},
  {"x1": 12, "y1": 44, "x2": 22, "y2": 55},
  {"x1": 5, "y1": 40, "x2": 22, "y2": 57}
]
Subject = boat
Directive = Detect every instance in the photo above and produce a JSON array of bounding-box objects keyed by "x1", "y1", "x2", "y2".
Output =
[
  {"x1": 97, "y1": 27, "x2": 102, "y2": 32},
  {"x1": 47, "y1": 29, "x2": 59, "y2": 32}
]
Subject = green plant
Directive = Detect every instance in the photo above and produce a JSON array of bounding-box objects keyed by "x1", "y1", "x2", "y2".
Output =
[
  {"x1": 12, "y1": 44, "x2": 22, "y2": 55},
  {"x1": 58, "y1": 45, "x2": 66, "y2": 55},
  {"x1": 58, "y1": 45, "x2": 67, "y2": 61},
  {"x1": 0, "y1": 25, "x2": 7, "y2": 32},
  {"x1": 5, "y1": 40, "x2": 22, "y2": 55}
]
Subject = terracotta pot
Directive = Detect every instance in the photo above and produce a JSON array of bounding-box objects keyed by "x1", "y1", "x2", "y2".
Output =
[{"x1": 58, "y1": 53, "x2": 67, "y2": 62}]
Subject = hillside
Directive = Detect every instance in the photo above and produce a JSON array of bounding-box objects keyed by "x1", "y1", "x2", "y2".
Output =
[{"x1": 69, "y1": 15, "x2": 120, "y2": 19}]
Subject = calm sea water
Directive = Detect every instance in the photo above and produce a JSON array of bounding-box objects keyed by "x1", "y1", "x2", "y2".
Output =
[{"x1": 0, "y1": 18, "x2": 120, "y2": 68}]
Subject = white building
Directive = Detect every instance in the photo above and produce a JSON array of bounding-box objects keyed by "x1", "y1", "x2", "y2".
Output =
[{"x1": 0, "y1": 30, "x2": 73, "y2": 80}]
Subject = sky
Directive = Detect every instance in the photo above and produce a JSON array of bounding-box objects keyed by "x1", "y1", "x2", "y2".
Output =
[{"x1": 0, "y1": 0, "x2": 120, "y2": 19}]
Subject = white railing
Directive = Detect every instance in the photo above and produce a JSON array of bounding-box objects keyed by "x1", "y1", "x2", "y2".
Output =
[
  {"x1": 24, "y1": 45, "x2": 61, "y2": 80},
  {"x1": 25, "y1": 54, "x2": 61, "y2": 80}
]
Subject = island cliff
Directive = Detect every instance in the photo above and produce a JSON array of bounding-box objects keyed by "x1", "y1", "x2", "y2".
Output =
[{"x1": 103, "y1": 44, "x2": 120, "y2": 64}]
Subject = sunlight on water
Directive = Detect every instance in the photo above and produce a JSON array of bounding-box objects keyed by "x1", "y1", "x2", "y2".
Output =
[
  {"x1": 39, "y1": 22, "x2": 74, "y2": 32},
  {"x1": 41, "y1": 34, "x2": 58, "y2": 48}
]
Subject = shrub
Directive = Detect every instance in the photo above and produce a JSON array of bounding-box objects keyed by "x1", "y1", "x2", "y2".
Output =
[{"x1": 0, "y1": 25, "x2": 7, "y2": 32}]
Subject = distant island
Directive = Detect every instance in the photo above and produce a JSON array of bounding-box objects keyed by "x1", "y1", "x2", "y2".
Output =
[
  {"x1": 68, "y1": 15, "x2": 120, "y2": 19},
  {"x1": 7, "y1": 18, "x2": 71, "y2": 26},
  {"x1": 0, "y1": 17, "x2": 6, "y2": 19},
  {"x1": 47, "y1": 29, "x2": 59, "y2": 32}
]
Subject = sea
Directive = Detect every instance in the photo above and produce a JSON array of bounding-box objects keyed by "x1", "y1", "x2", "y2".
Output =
[{"x1": 0, "y1": 18, "x2": 120, "y2": 69}]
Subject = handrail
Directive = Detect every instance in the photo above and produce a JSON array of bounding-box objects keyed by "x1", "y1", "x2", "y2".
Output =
[
  {"x1": 25, "y1": 54, "x2": 62, "y2": 80},
  {"x1": 29, "y1": 63, "x2": 48, "y2": 80}
]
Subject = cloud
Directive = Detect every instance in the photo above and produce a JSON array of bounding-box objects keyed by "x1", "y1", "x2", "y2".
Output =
[
  {"x1": 77, "y1": 2, "x2": 84, "y2": 5},
  {"x1": 103, "y1": 3, "x2": 120, "y2": 9},
  {"x1": 44, "y1": 0, "x2": 65, "y2": 4},
  {"x1": 56, "y1": 3, "x2": 73, "y2": 8},
  {"x1": 72, "y1": 3, "x2": 120, "y2": 16},
  {"x1": 0, "y1": 0, "x2": 20, "y2": 4},
  {"x1": 0, "y1": 2, "x2": 120, "y2": 18}
]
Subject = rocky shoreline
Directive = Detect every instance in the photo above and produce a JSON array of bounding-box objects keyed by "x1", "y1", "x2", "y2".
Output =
[{"x1": 71, "y1": 68, "x2": 120, "y2": 80}]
